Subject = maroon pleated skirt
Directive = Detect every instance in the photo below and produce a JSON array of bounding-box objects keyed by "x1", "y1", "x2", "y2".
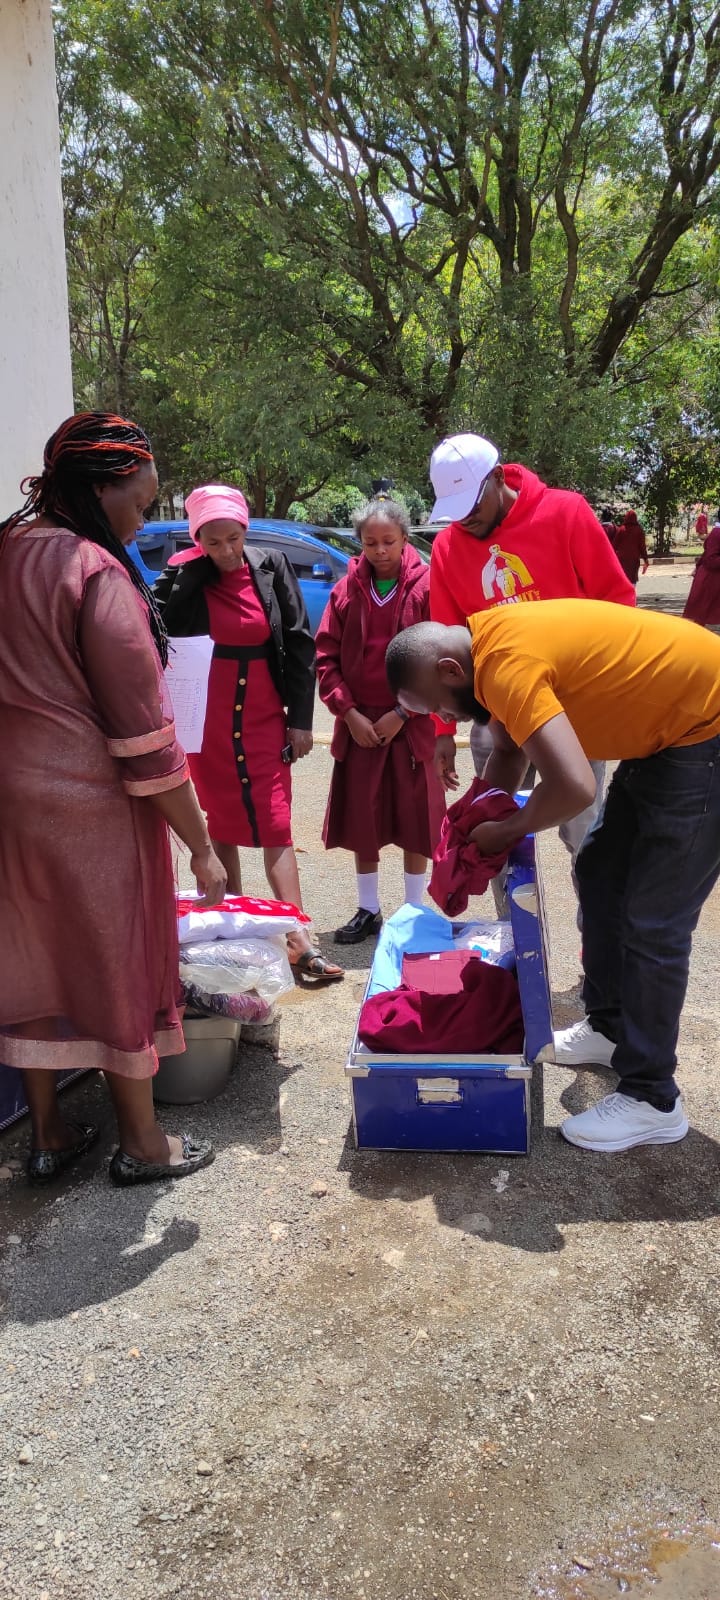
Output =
[{"x1": 322, "y1": 726, "x2": 445, "y2": 858}]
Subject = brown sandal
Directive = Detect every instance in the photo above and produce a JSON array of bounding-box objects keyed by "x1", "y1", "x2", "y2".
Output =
[{"x1": 292, "y1": 950, "x2": 345, "y2": 983}]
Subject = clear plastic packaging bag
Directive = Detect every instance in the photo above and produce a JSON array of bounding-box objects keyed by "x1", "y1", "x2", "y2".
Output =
[
  {"x1": 179, "y1": 936, "x2": 294, "y2": 1005},
  {"x1": 450, "y1": 918, "x2": 515, "y2": 966}
]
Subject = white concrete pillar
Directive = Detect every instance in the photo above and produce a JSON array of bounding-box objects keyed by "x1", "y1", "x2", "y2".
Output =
[{"x1": 0, "y1": 0, "x2": 73, "y2": 514}]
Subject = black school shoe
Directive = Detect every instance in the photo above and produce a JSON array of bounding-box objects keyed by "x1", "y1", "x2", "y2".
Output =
[
  {"x1": 334, "y1": 907, "x2": 383, "y2": 945},
  {"x1": 27, "y1": 1123, "x2": 100, "y2": 1184},
  {"x1": 109, "y1": 1135, "x2": 214, "y2": 1187}
]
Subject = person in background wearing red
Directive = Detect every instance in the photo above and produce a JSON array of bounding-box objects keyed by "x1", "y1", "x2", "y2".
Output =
[
  {"x1": 684, "y1": 511, "x2": 720, "y2": 629},
  {"x1": 695, "y1": 509, "x2": 709, "y2": 544},
  {"x1": 611, "y1": 510, "x2": 649, "y2": 586},
  {"x1": 316, "y1": 498, "x2": 445, "y2": 944},
  {"x1": 428, "y1": 433, "x2": 634, "y2": 876}
]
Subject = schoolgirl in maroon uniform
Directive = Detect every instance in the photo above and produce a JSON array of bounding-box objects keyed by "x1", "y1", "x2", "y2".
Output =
[{"x1": 316, "y1": 499, "x2": 445, "y2": 944}]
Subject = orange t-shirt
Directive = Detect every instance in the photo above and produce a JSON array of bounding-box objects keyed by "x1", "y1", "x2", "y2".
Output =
[{"x1": 469, "y1": 599, "x2": 720, "y2": 758}]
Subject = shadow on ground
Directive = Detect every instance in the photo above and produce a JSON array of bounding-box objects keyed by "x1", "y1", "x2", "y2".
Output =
[
  {"x1": 0, "y1": 1041, "x2": 298, "y2": 1326},
  {"x1": 339, "y1": 1057, "x2": 720, "y2": 1255}
]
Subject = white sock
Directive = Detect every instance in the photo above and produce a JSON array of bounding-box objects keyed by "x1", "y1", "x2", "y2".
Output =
[
  {"x1": 356, "y1": 871, "x2": 380, "y2": 914},
  {"x1": 404, "y1": 870, "x2": 426, "y2": 907}
]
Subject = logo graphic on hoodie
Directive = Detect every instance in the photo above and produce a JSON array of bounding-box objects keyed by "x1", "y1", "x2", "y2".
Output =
[{"x1": 481, "y1": 543, "x2": 536, "y2": 604}]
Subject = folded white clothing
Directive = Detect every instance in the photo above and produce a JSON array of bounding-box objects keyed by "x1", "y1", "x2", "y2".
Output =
[{"x1": 177, "y1": 899, "x2": 302, "y2": 946}]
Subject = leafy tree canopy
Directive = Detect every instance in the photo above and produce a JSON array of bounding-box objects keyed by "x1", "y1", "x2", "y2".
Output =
[{"x1": 55, "y1": 0, "x2": 720, "y2": 517}]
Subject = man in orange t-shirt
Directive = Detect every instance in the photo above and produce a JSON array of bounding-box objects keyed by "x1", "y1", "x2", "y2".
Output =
[{"x1": 386, "y1": 600, "x2": 720, "y2": 1154}]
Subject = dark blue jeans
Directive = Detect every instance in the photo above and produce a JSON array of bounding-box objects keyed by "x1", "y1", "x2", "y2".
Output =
[{"x1": 575, "y1": 736, "x2": 720, "y2": 1106}]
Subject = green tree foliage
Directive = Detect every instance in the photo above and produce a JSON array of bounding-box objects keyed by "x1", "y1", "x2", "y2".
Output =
[
  {"x1": 56, "y1": 0, "x2": 720, "y2": 510},
  {"x1": 636, "y1": 406, "x2": 720, "y2": 554},
  {"x1": 623, "y1": 331, "x2": 720, "y2": 552}
]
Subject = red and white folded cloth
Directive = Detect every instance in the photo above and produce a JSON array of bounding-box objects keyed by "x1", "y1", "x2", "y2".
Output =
[
  {"x1": 428, "y1": 777, "x2": 521, "y2": 916},
  {"x1": 177, "y1": 893, "x2": 310, "y2": 946}
]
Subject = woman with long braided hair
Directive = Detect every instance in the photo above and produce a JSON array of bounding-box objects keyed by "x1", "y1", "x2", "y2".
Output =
[{"x1": 0, "y1": 413, "x2": 227, "y2": 1186}]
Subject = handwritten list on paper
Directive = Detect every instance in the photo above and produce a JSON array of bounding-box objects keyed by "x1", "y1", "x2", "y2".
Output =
[{"x1": 165, "y1": 635, "x2": 214, "y2": 752}]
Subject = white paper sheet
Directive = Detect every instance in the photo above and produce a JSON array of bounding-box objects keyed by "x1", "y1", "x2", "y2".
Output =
[{"x1": 165, "y1": 635, "x2": 214, "y2": 752}]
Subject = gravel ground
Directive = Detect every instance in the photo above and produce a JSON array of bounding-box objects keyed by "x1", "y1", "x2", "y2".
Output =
[{"x1": 2, "y1": 564, "x2": 720, "y2": 1600}]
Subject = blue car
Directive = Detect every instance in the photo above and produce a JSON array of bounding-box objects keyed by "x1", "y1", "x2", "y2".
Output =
[
  {"x1": 131, "y1": 518, "x2": 351, "y2": 635},
  {"x1": 125, "y1": 540, "x2": 158, "y2": 586}
]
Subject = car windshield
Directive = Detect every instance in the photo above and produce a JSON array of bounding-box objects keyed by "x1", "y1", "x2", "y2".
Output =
[
  {"x1": 315, "y1": 527, "x2": 432, "y2": 564},
  {"x1": 317, "y1": 529, "x2": 361, "y2": 554},
  {"x1": 409, "y1": 533, "x2": 432, "y2": 562}
]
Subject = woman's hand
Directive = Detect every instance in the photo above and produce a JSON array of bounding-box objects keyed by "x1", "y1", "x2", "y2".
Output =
[
  {"x1": 147, "y1": 781, "x2": 228, "y2": 905},
  {"x1": 288, "y1": 727, "x2": 313, "y2": 762},
  {"x1": 373, "y1": 710, "x2": 404, "y2": 745},
  {"x1": 190, "y1": 845, "x2": 228, "y2": 909},
  {"x1": 345, "y1": 708, "x2": 382, "y2": 748}
]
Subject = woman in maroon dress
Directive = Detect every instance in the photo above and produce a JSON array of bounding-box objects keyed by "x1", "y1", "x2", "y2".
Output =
[
  {"x1": 0, "y1": 414, "x2": 227, "y2": 1184},
  {"x1": 684, "y1": 513, "x2": 720, "y2": 627},
  {"x1": 155, "y1": 485, "x2": 343, "y2": 980},
  {"x1": 316, "y1": 499, "x2": 445, "y2": 943},
  {"x1": 611, "y1": 510, "x2": 649, "y2": 585}
]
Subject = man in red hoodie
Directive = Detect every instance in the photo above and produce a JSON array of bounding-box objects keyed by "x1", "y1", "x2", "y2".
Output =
[{"x1": 428, "y1": 433, "x2": 635, "y2": 873}]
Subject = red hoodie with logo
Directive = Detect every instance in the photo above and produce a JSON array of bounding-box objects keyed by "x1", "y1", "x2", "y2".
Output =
[{"x1": 430, "y1": 463, "x2": 635, "y2": 732}]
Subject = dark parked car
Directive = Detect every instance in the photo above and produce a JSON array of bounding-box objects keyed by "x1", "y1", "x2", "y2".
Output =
[{"x1": 410, "y1": 523, "x2": 448, "y2": 544}]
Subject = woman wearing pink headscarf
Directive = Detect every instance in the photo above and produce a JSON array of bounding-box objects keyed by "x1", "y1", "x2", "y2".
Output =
[{"x1": 154, "y1": 484, "x2": 344, "y2": 980}]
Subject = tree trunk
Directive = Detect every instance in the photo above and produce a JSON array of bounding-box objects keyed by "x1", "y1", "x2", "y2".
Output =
[
  {"x1": 273, "y1": 480, "x2": 300, "y2": 519},
  {"x1": 247, "y1": 465, "x2": 267, "y2": 517},
  {"x1": 653, "y1": 489, "x2": 673, "y2": 557}
]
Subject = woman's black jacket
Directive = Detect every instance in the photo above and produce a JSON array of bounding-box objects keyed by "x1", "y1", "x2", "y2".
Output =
[{"x1": 154, "y1": 547, "x2": 316, "y2": 730}]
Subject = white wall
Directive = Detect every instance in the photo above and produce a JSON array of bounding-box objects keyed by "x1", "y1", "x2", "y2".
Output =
[{"x1": 0, "y1": 0, "x2": 73, "y2": 514}]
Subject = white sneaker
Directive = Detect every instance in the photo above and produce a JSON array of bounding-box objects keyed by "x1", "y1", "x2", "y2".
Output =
[
  {"x1": 553, "y1": 1017, "x2": 616, "y2": 1068},
  {"x1": 561, "y1": 1092, "x2": 689, "y2": 1152}
]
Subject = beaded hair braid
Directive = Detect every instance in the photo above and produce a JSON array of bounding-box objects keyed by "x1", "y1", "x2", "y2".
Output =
[{"x1": 0, "y1": 411, "x2": 169, "y2": 666}]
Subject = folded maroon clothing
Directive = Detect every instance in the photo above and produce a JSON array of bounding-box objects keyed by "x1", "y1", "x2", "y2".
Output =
[
  {"x1": 428, "y1": 777, "x2": 520, "y2": 916},
  {"x1": 359, "y1": 959, "x2": 523, "y2": 1055},
  {"x1": 401, "y1": 949, "x2": 482, "y2": 995}
]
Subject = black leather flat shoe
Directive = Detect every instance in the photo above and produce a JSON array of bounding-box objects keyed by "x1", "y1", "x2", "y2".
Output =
[
  {"x1": 334, "y1": 907, "x2": 383, "y2": 945},
  {"x1": 27, "y1": 1123, "x2": 100, "y2": 1184},
  {"x1": 109, "y1": 1135, "x2": 214, "y2": 1187}
]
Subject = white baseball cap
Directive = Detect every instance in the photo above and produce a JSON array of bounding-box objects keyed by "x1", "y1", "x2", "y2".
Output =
[{"x1": 429, "y1": 433, "x2": 500, "y2": 522}]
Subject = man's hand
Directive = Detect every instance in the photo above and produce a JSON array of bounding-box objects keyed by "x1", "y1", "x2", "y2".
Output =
[
  {"x1": 434, "y1": 733, "x2": 460, "y2": 791},
  {"x1": 641, "y1": 560, "x2": 649, "y2": 575},
  {"x1": 289, "y1": 727, "x2": 313, "y2": 761},
  {"x1": 374, "y1": 710, "x2": 404, "y2": 744},
  {"x1": 469, "y1": 816, "x2": 525, "y2": 857},
  {"x1": 471, "y1": 713, "x2": 597, "y2": 845},
  {"x1": 346, "y1": 708, "x2": 382, "y2": 748}
]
